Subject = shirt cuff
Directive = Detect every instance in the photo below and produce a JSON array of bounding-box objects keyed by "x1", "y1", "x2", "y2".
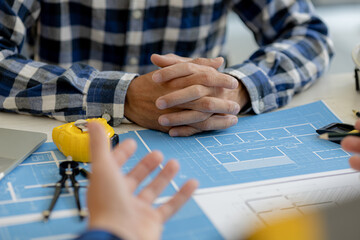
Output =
[
  {"x1": 76, "y1": 229, "x2": 123, "y2": 240},
  {"x1": 223, "y1": 61, "x2": 278, "y2": 114},
  {"x1": 86, "y1": 71, "x2": 138, "y2": 126}
]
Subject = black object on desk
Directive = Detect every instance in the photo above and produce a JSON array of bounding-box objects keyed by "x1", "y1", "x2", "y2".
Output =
[
  {"x1": 319, "y1": 132, "x2": 360, "y2": 142},
  {"x1": 355, "y1": 67, "x2": 360, "y2": 91},
  {"x1": 353, "y1": 109, "x2": 360, "y2": 118},
  {"x1": 316, "y1": 122, "x2": 355, "y2": 144},
  {"x1": 43, "y1": 160, "x2": 87, "y2": 221}
]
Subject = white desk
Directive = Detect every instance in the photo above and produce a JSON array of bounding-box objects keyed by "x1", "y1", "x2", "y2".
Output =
[{"x1": 1, "y1": 72, "x2": 359, "y2": 140}]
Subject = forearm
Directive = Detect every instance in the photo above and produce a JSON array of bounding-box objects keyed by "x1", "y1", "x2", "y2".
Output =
[
  {"x1": 229, "y1": 0, "x2": 334, "y2": 114},
  {"x1": 0, "y1": 57, "x2": 136, "y2": 126}
]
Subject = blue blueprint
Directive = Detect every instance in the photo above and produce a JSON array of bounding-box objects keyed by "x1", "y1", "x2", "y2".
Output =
[
  {"x1": 0, "y1": 101, "x2": 350, "y2": 239},
  {"x1": 137, "y1": 101, "x2": 351, "y2": 188},
  {"x1": 0, "y1": 135, "x2": 221, "y2": 239}
]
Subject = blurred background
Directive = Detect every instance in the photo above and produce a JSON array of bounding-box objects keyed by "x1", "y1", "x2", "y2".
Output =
[{"x1": 226, "y1": 0, "x2": 360, "y2": 74}]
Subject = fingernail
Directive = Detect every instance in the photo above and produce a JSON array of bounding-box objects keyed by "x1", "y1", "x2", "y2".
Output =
[
  {"x1": 234, "y1": 103, "x2": 240, "y2": 114},
  {"x1": 159, "y1": 117, "x2": 169, "y2": 126},
  {"x1": 232, "y1": 79, "x2": 238, "y2": 89},
  {"x1": 170, "y1": 130, "x2": 178, "y2": 137},
  {"x1": 153, "y1": 72, "x2": 162, "y2": 82},
  {"x1": 231, "y1": 117, "x2": 238, "y2": 125},
  {"x1": 156, "y1": 99, "x2": 167, "y2": 109}
]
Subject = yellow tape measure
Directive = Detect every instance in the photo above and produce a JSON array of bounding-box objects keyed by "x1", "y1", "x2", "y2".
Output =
[{"x1": 52, "y1": 118, "x2": 118, "y2": 162}]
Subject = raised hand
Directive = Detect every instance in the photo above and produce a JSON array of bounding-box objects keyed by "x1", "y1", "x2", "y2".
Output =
[{"x1": 87, "y1": 122, "x2": 198, "y2": 240}]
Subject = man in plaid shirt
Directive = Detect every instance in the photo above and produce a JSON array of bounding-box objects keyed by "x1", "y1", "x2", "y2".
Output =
[{"x1": 0, "y1": 0, "x2": 333, "y2": 136}]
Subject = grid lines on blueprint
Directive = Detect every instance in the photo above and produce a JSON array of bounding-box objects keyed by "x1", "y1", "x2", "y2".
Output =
[{"x1": 137, "y1": 101, "x2": 351, "y2": 188}]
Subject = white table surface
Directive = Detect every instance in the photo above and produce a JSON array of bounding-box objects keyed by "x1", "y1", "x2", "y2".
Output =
[{"x1": 0, "y1": 72, "x2": 359, "y2": 141}]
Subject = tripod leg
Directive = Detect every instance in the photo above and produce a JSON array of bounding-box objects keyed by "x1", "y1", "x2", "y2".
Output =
[
  {"x1": 70, "y1": 175, "x2": 87, "y2": 220},
  {"x1": 42, "y1": 178, "x2": 65, "y2": 222}
]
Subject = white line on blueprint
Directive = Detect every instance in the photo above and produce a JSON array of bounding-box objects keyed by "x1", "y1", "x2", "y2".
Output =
[
  {"x1": 21, "y1": 161, "x2": 55, "y2": 166},
  {"x1": 256, "y1": 131, "x2": 266, "y2": 140},
  {"x1": 24, "y1": 179, "x2": 87, "y2": 190},
  {"x1": 32, "y1": 234, "x2": 78, "y2": 240},
  {"x1": 314, "y1": 148, "x2": 350, "y2": 160},
  {"x1": 134, "y1": 131, "x2": 180, "y2": 191},
  {"x1": 309, "y1": 123, "x2": 317, "y2": 130},
  {"x1": 0, "y1": 193, "x2": 72, "y2": 205},
  {"x1": 195, "y1": 138, "x2": 222, "y2": 164},
  {"x1": 235, "y1": 134, "x2": 243, "y2": 141},
  {"x1": 7, "y1": 182, "x2": 17, "y2": 201},
  {"x1": 283, "y1": 128, "x2": 291, "y2": 134},
  {"x1": 213, "y1": 137, "x2": 222, "y2": 145},
  {"x1": 0, "y1": 209, "x2": 79, "y2": 227},
  {"x1": 135, "y1": 131, "x2": 152, "y2": 153},
  {"x1": 50, "y1": 151, "x2": 60, "y2": 168},
  {"x1": 275, "y1": 147, "x2": 287, "y2": 158},
  {"x1": 222, "y1": 155, "x2": 287, "y2": 166},
  {"x1": 25, "y1": 184, "x2": 54, "y2": 189},
  {"x1": 229, "y1": 152, "x2": 240, "y2": 163},
  {"x1": 197, "y1": 123, "x2": 315, "y2": 140}
]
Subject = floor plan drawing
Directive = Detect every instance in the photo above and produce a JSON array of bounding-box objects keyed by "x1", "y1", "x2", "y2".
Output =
[{"x1": 137, "y1": 101, "x2": 351, "y2": 188}]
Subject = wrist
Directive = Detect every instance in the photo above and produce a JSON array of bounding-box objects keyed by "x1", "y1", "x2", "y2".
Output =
[
  {"x1": 78, "y1": 229, "x2": 124, "y2": 240},
  {"x1": 124, "y1": 75, "x2": 139, "y2": 123},
  {"x1": 89, "y1": 218, "x2": 137, "y2": 240},
  {"x1": 238, "y1": 80, "x2": 250, "y2": 110}
]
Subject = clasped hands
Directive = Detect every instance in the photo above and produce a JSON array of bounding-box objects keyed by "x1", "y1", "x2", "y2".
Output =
[{"x1": 125, "y1": 54, "x2": 250, "y2": 137}]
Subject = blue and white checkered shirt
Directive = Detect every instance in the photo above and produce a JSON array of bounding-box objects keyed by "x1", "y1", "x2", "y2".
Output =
[{"x1": 0, "y1": 0, "x2": 333, "y2": 126}]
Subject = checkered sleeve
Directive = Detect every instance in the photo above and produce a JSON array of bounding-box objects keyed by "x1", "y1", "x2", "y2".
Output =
[
  {"x1": 0, "y1": 0, "x2": 136, "y2": 126},
  {"x1": 225, "y1": 0, "x2": 334, "y2": 114}
]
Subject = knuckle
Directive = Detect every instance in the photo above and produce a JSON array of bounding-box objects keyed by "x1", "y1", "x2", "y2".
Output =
[
  {"x1": 227, "y1": 102, "x2": 235, "y2": 114},
  {"x1": 192, "y1": 85, "x2": 203, "y2": 97},
  {"x1": 186, "y1": 62, "x2": 196, "y2": 72},
  {"x1": 201, "y1": 99, "x2": 215, "y2": 112},
  {"x1": 193, "y1": 58, "x2": 206, "y2": 65},
  {"x1": 199, "y1": 120, "x2": 212, "y2": 131},
  {"x1": 199, "y1": 72, "x2": 214, "y2": 85}
]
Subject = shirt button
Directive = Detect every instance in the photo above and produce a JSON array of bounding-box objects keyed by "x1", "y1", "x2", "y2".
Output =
[
  {"x1": 101, "y1": 113, "x2": 111, "y2": 122},
  {"x1": 132, "y1": 10, "x2": 142, "y2": 19},
  {"x1": 129, "y1": 57, "x2": 139, "y2": 65}
]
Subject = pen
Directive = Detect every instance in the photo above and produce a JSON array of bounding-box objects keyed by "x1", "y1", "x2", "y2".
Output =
[
  {"x1": 353, "y1": 109, "x2": 360, "y2": 118},
  {"x1": 318, "y1": 131, "x2": 360, "y2": 142}
]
